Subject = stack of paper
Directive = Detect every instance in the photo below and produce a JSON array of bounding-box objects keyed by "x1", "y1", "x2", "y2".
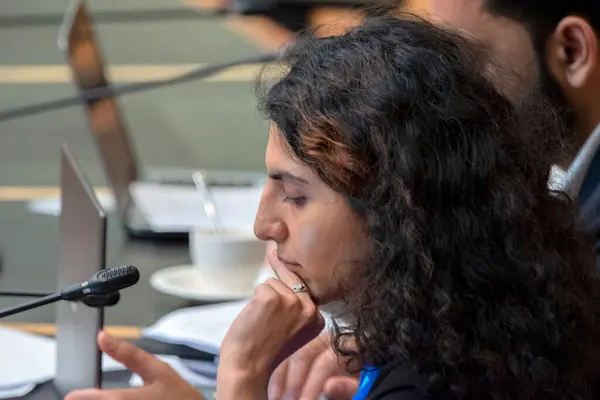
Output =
[
  {"x1": 142, "y1": 301, "x2": 248, "y2": 355},
  {"x1": 128, "y1": 355, "x2": 218, "y2": 389},
  {"x1": 0, "y1": 326, "x2": 125, "y2": 399},
  {"x1": 129, "y1": 182, "x2": 263, "y2": 232},
  {"x1": 134, "y1": 301, "x2": 248, "y2": 390},
  {"x1": 26, "y1": 183, "x2": 263, "y2": 235}
]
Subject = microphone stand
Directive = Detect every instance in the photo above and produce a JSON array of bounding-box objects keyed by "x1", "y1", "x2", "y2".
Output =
[
  {"x1": 0, "y1": 291, "x2": 121, "y2": 318},
  {"x1": 0, "y1": 292, "x2": 63, "y2": 318},
  {"x1": 0, "y1": 289, "x2": 55, "y2": 298}
]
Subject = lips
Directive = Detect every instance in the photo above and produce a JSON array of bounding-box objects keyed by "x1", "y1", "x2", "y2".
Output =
[
  {"x1": 267, "y1": 248, "x2": 298, "y2": 269},
  {"x1": 274, "y1": 252, "x2": 301, "y2": 270},
  {"x1": 277, "y1": 255, "x2": 300, "y2": 267},
  {"x1": 278, "y1": 257, "x2": 299, "y2": 266}
]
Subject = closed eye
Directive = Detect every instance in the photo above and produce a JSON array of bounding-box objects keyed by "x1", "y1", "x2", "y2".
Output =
[{"x1": 284, "y1": 196, "x2": 307, "y2": 207}]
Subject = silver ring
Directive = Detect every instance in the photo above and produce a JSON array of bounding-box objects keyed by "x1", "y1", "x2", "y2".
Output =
[{"x1": 291, "y1": 282, "x2": 309, "y2": 293}]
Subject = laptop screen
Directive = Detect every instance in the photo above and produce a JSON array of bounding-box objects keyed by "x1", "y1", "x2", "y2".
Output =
[
  {"x1": 59, "y1": 0, "x2": 138, "y2": 217},
  {"x1": 54, "y1": 144, "x2": 106, "y2": 396}
]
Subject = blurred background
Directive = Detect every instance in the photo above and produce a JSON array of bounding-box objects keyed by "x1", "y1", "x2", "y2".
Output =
[{"x1": 0, "y1": 0, "x2": 428, "y2": 325}]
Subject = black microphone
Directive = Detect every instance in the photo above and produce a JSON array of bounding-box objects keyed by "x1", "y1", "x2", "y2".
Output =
[
  {"x1": 0, "y1": 265, "x2": 139, "y2": 318},
  {"x1": 61, "y1": 265, "x2": 139, "y2": 301}
]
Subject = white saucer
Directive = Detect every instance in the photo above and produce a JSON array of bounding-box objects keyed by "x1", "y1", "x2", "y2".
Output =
[{"x1": 150, "y1": 264, "x2": 272, "y2": 302}]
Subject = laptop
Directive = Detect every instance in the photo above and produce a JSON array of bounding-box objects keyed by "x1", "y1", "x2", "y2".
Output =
[
  {"x1": 57, "y1": 0, "x2": 266, "y2": 240},
  {"x1": 54, "y1": 144, "x2": 107, "y2": 397}
]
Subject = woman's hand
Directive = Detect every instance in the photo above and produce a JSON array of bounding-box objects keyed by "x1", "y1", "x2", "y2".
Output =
[
  {"x1": 65, "y1": 332, "x2": 205, "y2": 400},
  {"x1": 217, "y1": 249, "x2": 325, "y2": 398},
  {"x1": 268, "y1": 334, "x2": 360, "y2": 400}
]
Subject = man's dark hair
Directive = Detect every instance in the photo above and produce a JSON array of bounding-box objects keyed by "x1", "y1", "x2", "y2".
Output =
[
  {"x1": 483, "y1": 1, "x2": 600, "y2": 136},
  {"x1": 484, "y1": 0, "x2": 600, "y2": 52}
]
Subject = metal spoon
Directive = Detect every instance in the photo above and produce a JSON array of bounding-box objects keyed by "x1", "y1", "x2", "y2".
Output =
[{"x1": 192, "y1": 171, "x2": 224, "y2": 233}]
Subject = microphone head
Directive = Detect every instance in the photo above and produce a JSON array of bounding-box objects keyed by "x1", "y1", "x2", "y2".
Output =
[
  {"x1": 90, "y1": 265, "x2": 139, "y2": 294},
  {"x1": 60, "y1": 265, "x2": 140, "y2": 301}
]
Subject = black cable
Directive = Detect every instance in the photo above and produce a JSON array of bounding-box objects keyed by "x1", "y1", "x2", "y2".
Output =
[
  {"x1": 0, "y1": 290, "x2": 121, "y2": 307},
  {"x1": 0, "y1": 290, "x2": 52, "y2": 297},
  {"x1": 0, "y1": 292, "x2": 62, "y2": 318},
  {"x1": 0, "y1": 52, "x2": 280, "y2": 122}
]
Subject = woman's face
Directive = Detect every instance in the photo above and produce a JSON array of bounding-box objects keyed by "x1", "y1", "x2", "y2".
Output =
[{"x1": 253, "y1": 125, "x2": 366, "y2": 305}]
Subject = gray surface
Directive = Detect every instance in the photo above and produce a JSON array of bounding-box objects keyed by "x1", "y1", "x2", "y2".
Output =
[
  {"x1": 0, "y1": 82, "x2": 268, "y2": 185},
  {"x1": 0, "y1": 0, "x2": 269, "y2": 327}
]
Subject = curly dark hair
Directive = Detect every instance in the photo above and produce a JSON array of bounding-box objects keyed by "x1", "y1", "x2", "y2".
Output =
[{"x1": 257, "y1": 14, "x2": 600, "y2": 399}]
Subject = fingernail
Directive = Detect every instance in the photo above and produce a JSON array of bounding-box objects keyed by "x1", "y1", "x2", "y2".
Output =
[{"x1": 101, "y1": 332, "x2": 116, "y2": 351}]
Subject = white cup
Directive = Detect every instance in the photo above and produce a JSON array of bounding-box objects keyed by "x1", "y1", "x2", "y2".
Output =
[{"x1": 189, "y1": 228, "x2": 267, "y2": 293}]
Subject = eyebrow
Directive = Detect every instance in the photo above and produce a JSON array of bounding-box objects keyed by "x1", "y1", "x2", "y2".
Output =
[{"x1": 268, "y1": 170, "x2": 310, "y2": 185}]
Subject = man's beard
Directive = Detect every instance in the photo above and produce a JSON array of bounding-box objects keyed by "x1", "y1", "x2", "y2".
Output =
[{"x1": 536, "y1": 57, "x2": 578, "y2": 158}]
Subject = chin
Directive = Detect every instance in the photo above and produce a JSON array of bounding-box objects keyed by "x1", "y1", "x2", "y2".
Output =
[{"x1": 311, "y1": 287, "x2": 345, "y2": 311}]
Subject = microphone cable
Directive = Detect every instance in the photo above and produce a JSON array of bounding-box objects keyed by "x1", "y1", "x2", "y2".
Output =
[
  {"x1": 0, "y1": 289, "x2": 53, "y2": 297},
  {"x1": 0, "y1": 289, "x2": 122, "y2": 308},
  {"x1": 0, "y1": 51, "x2": 281, "y2": 122}
]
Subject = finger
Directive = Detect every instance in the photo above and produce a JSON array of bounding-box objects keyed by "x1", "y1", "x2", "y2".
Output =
[
  {"x1": 323, "y1": 376, "x2": 360, "y2": 400},
  {"x1": 98, "y1": 331, "x2": 168, "y2": 383},
  {"x1": 267, "y1": 249, "x2": 311, "y2": 300},
  {"x1": 268, "y1": 360, "x2": 289, "y2": 400},
  {"x1": 274, "y1": 335, "x2": 330, "y2": 399},
  {"x1": 64, "y1": 388, "x2": 107, "y2": 400},
  {"x1": 264, "y1": 277, "x2": 307, "y2": 304},
  {"x1": 282, "y1": 351, "x2": 317, "y2": 399},
  {"x1": 65, "y1": 386, "x2": 154, "y2": 400},
  {"x1": 263, "y1": 277, "x2": 324, "y2": 330},
  {"x1": 263, "y1": 277, "x2": 295, "y2": 297},
  {"x1": 299, "y1": 348, "x2": 344, "y2": 400}
]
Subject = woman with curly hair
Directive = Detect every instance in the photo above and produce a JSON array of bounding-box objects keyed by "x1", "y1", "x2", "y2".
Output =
[{"x1": 65, "y1": 14, "x2": 600, "y2": 400}]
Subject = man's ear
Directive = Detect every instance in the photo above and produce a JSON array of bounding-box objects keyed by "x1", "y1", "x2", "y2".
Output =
[{"x1": 546, "y1": 16, "x2": 598, "y2": 89}]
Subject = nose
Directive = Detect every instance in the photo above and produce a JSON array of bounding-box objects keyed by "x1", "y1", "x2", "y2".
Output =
[{"x1": 253, "y1": 188, "x2": 288, "y2": 244}]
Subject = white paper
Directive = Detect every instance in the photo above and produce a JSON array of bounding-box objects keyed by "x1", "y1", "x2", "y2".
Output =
[
  {"x1": 27, "y1": 193, "x2": 116, "y2": 216},
  {"x1": 0, "y1": 326, "x2": 57, "y2": 387},
  {"x1": 181, "y1": 359, "x2": 218, "y2": 377},
  {"x1": 128, "y1": 355, "x2": 217, "y2": 389},
  {"x1": 129, "y1": 182, "x2": 262, "y2": 232},
  {"x1": 0, "y1": 326, "x2": 125, "y2": 389},
  {"x1": 0, "y1": 383, "x2": 36, "y2": 399},
  {"x1": 141, "y1": 301, "x2": 248, "y2": 355}
]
